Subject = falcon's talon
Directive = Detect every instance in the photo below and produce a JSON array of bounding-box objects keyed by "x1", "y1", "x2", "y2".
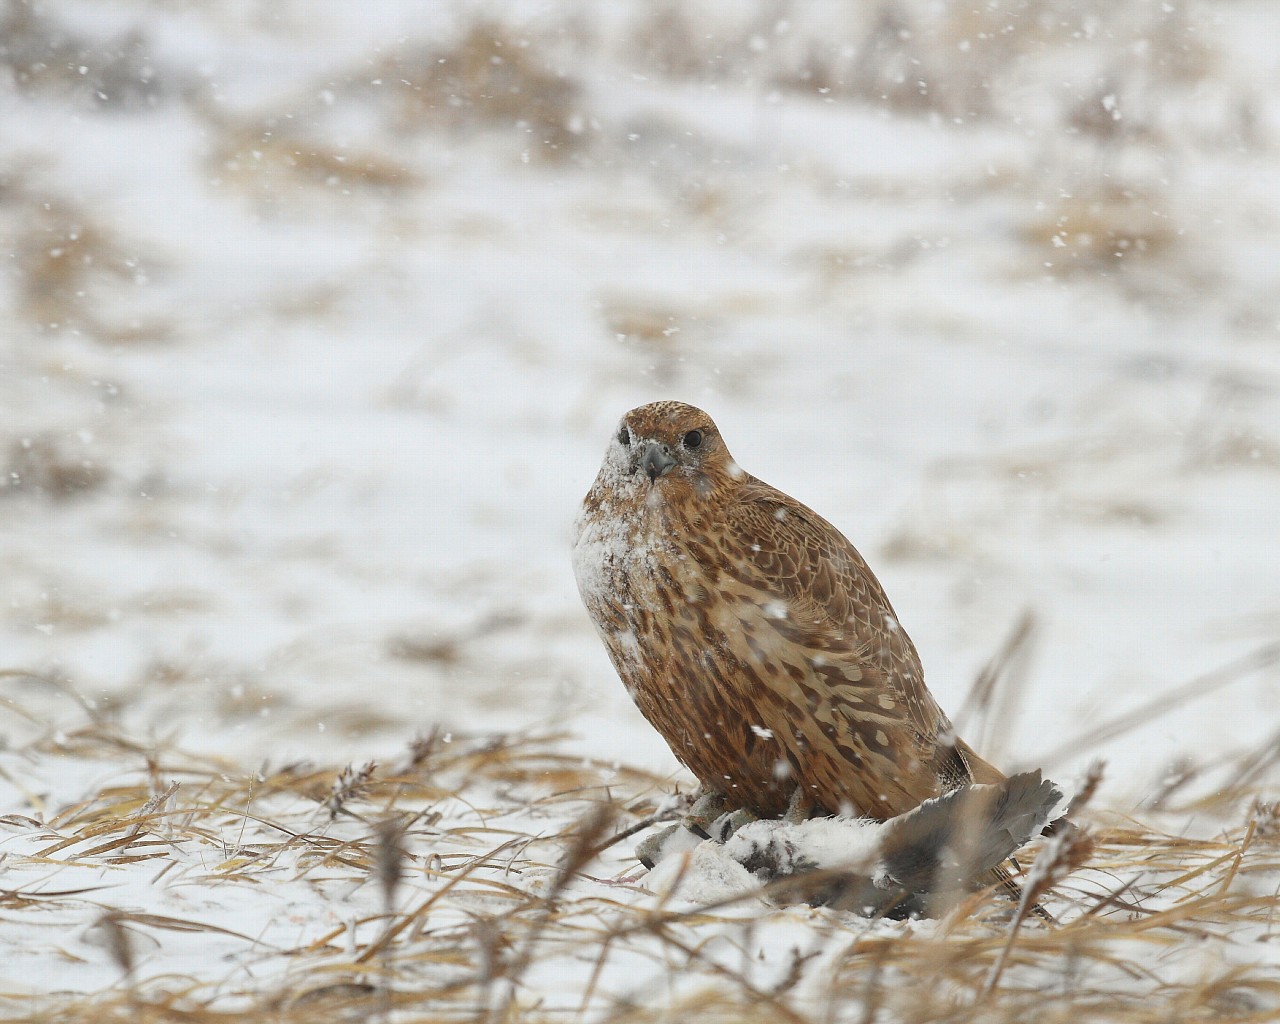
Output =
[
  {"x1": 684, "y1": 791, "x2": 731, "y2": 837},
  {"x1": 634, "y1": 823, "x2": 681, "y2": 870},
  {"x1": 783, "y1": 787, "x2": 816, "y2": 824},
  {"x1": 708, "y1": 808, "x2": 757, "y2": 844},
  {"x1": 634, "y1": 793, "x2": 761, "y2": 867}
]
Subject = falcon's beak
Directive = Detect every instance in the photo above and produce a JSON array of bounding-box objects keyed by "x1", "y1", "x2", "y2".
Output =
[{"x1": 640, "y1": 442, "x2": 677, "y2": 482}]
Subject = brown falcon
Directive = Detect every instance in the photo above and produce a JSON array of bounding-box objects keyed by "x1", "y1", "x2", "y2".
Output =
[{"x1": 572, "y1": 400, "x2": 1004, "y2": 824}]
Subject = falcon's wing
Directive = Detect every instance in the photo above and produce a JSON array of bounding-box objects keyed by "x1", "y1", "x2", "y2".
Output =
[{"x1": 721, "y1": 481, "x2": 951, "y2": 750}]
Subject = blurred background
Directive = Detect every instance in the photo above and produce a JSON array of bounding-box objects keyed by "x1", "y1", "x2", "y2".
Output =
[{"x1": 2, "y1": 0, "x2": 1278, "y2": 805}]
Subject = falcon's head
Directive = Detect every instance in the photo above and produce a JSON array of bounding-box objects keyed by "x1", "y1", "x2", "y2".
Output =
[{"x1": 608, "y1": 401, "x2": 744, "y2": 502}]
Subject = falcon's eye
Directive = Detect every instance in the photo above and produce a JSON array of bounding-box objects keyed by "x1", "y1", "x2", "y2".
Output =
[
  {"x1": 681, "y1": 429, "x2": 704, "y2": 451},
  {"x1": 618, "y1": 426, "x2": 631, "y2": 446}
]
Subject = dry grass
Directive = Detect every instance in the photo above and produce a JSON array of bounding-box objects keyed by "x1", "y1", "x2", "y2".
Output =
[
  {"x1": 207, "y1": 122, "x2": 416, "y2": 206},
  {"x1": 1020, "y1": 183, "x2": 1179, "y2": 281},
  {"x1": 368, "y1": 22, "x2": 585, "y2": 162},
  {"x1": 623, "y1": 0, "x2": 1232, "y2": 141},
  {"x1": 200, "y1": 19, "x2": 584, "y2": 209},
  {"x1": 0, "y1": 678, "x2": 1276, "y2": 1023},
  {"x1": 0, "y1": 430, "x2": 109, "y2": 499},
  {"x1": 0, "y1": 170, "x2": 169, "y2": 342},
  {"x1": 608, "y1": 0, "x2": 1249, "y2": 308}
]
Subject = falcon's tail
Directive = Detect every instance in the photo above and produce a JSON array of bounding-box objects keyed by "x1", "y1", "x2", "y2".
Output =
[{"x1": 955, "y1": 737, "x2": 1006, "y2": 785}]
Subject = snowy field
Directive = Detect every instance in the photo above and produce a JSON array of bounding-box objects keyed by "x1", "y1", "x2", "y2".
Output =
[{"x1": 1, "y1": 1, "x2": 1278, "y2": 1020}]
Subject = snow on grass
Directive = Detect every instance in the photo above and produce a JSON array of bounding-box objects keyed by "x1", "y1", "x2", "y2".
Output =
[{"x1": 0, "y1": 708, "x2": 1276, "y2": 1021}]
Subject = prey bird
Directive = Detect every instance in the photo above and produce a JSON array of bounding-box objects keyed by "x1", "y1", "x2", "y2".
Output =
[{"x1": 718, "y1": 770, "x2": 1062, "y2": 918}]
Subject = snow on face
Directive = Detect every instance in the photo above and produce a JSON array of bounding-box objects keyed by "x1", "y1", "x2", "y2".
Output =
[{"x1": 571, "y1": 424, "x2": 662, "y2": 658}]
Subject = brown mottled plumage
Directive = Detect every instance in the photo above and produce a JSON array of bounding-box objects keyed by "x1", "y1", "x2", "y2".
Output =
[{"x1": 572, "y1": 400, "x2": 1003, "y2": 823}]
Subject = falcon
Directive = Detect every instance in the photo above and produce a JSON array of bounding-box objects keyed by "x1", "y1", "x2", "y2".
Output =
[{"x1": 572, "y1": 400, "x2": 1005, "y2": 825}]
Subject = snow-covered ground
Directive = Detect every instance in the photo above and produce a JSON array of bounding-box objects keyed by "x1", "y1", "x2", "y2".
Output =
[{"x1": 1, "y1": 1, "x2": 1278, "y2": 1017}]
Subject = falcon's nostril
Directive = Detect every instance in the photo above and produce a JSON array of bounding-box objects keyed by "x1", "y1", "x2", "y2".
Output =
[{"x1": 641, "y1": 442, "x2": 677, "y2": 482}]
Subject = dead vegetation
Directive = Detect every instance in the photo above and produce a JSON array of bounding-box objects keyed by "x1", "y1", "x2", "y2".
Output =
[
  {"x1": 0, "y1": 430, "x2": 109, "y2": 499},
  {"x1": 365, "y1": 22, "x2": 585, "y2": 162},
  {"x1": 201, "y1": 19, "x2": 584, "y2": 211},
  {"x1": 207, "y1": 121, "x2": 416, "y2": 207},
  {"x1": 1020, "y1": 183, "x2": 1179, "y2": 281},
  {"x1": 0, "y1": 674, "x2": 1276, "y2": 1023},
  {"x1": 0, "y1": 170, "x2": 168, "y2": 341},
  {"x1": 617, "y1": 0, "x2": 1259, "y2": 305},
  {"x1": 623, "y1": 0, "x2": 1239, "y2": 145}
]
